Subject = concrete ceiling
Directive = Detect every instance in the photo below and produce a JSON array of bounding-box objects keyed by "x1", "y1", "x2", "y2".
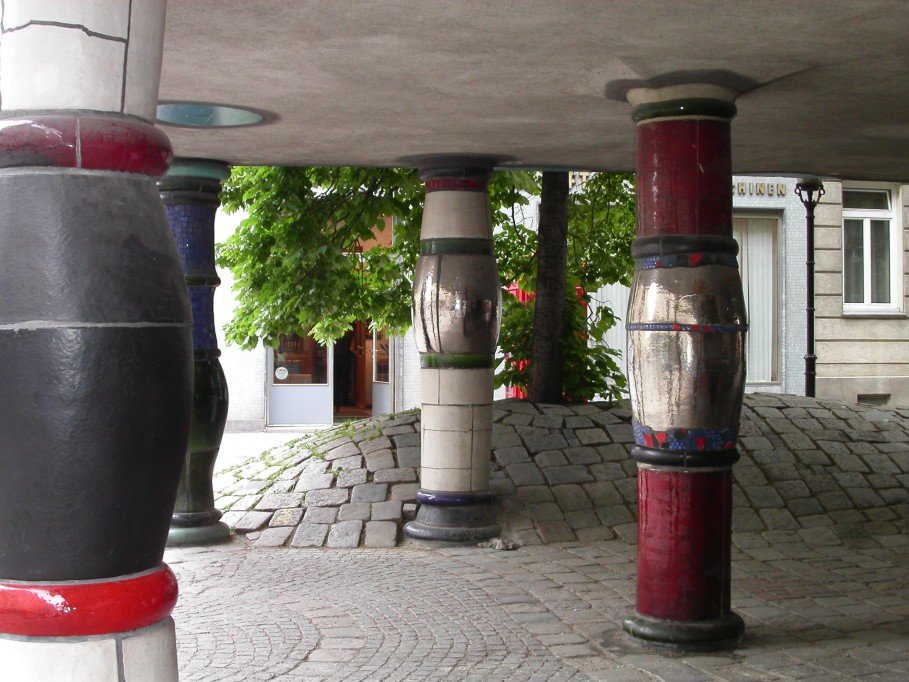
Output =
[{"x1": 159, "y1": 1, "x2": 909, "y2": 181}]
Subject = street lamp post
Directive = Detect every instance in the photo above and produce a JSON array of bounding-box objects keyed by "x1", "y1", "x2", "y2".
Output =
[{"x1": 795, "y1": 178, "x2": 825, "y2": 398}]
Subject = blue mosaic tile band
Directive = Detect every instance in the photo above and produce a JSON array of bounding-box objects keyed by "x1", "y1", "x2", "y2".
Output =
[
  {"x1": 188, "y1": 286, "x2": 218, "y2": 351},
  {"x1": 632, "y1": 421, "x2": 739, "y2": 451},
  {"x1": 166, "y1": 203, "x2": 217, "y2": 275},
  {"x1": 635, "y1": 251, "x2": 739, "y2": 270},
  {"x1": 627, "y1": 322, "x2": 748, "y2": 333}
]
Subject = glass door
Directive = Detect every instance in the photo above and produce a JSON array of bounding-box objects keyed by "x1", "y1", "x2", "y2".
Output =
[
  {"x1": 267, "y1": 333, "x2": 334, "y2": 425},
  {"x1": 372, "y1": 328, "x2": 392, "y2": 415},
  {"x1": 733, "y1": 216, "x2": 779, "y2": 384}
]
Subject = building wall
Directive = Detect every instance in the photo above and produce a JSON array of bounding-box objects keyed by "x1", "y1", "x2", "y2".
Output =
[
  {"x1": 731, "y1": 176, "x2": 806, "y2": 395},
  {"x1": 395, "y1": 326, "x2": 422, "y2": 412},
  {"x1": 214, "y1": 209, "x2": 268, "y2": 431},
  {"x1": 214, "y1": 177, "x2": 909, "y2": 426},
  {"x1": 215, "y1": 208, "x2": 418, "y2": 426},
  {"x1": 815, "y1": 182, "x2": 909, "y2": 406}
]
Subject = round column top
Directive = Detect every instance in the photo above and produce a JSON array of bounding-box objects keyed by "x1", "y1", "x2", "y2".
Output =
[
  {"x1": 627, "y1": 83, "x2": 738, "y2": 122},
  {"x1": 166, "y1": 158, "x2": 231, "y2": 181}
]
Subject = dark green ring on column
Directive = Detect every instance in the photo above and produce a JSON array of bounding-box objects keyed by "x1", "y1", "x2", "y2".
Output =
[
  {"x1": 420, "y1": 238, "x2": 493, "y2": 255},
  {"x1": 632, "y1": 98, "x2": 737, "y2": 123},
  {"x1": 421, "y1": 353, "x2": 493, "y2": 369}
]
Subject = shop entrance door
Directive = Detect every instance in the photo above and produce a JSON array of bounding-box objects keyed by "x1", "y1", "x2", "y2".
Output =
[
  {"x1": 333, "y1": 322, "x2": 374, "y2": 419},
  {"x1": 267, "y1": 334, "x2": 334, "y2": 426},
  {"x1": 372, "y1": 329, "x2": 392, "y2": 416}
]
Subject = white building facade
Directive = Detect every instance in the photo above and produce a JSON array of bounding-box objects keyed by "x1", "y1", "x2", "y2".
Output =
[{"x1": 598, "y1": 176, "x2": 909, "y2": 406}]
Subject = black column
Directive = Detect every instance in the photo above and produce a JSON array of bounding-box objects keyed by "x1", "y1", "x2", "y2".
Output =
[{"x1": 0, "y1": 117, "x2": 192, "y2": 579}]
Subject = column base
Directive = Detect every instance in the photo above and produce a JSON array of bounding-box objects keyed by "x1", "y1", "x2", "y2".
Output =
[
  {"x1": 0, "y1": 566, "x2": 179, "y2": 681},
  {"x1": 622, "y1": 611, "x2": 744, "y2": 652},
  {"x1": 404, "y1": 493, "x2": 500, "y2": 545},
  {"x1": 0, "y1": 617, "x2": 178, "y2": 682},
  {"x1": 167, "y1": 520, "x2": 230, "y2": 546}
]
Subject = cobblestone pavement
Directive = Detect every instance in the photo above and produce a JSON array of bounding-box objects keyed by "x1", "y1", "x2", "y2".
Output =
[
  {"x1": 215, "y1": 394, "x2": 909, "y2": 549},
  {"x1": 169, "y1": 529, "x2": 909, "y2": 681},
  {"x1": 179, "y1": 394, "x2": 909, "y2": 680}
]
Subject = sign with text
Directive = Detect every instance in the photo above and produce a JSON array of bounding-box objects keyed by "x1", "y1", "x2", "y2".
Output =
[{"x1": 733, "y1": 181, "x2": 788, "y2": 197}]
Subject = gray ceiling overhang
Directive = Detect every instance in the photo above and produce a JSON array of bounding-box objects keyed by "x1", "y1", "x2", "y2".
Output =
[{"x1": 160, "y1": 1, "x2": 909, "y2": 181}]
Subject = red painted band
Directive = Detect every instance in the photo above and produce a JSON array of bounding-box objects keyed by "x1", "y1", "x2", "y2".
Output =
[
  {"x1": 636, "y1": 468, "x2": 732, "y2": 622},
  {"x1": 0, "y1": 564, "x2": 178, "y2": 636},
  {"x1": 0, "y1": 115, "x2": 172, "y2": 176},
  {"x1": 636, "y1": 118, "x2": 732, "y2": 238},
  {"x1": 424, "y1": 177, "x2": 487, "y2": 192}
]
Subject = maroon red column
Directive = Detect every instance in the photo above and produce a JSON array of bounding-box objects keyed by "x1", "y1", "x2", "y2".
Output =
[{"x1": 623, "y1": 84, "x2": 747, "y2": 650}]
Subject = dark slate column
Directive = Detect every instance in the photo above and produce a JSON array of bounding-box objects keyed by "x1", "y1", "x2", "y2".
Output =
[
  {"x1": 622, "y1": 84, "x2": 747, "y2": 650},
  {"x1": 0, "y1": 109, "x2": 189, "y2": 681},
  {"x1": 160, "y1": 159, "x2": 231, "y2": 546}
]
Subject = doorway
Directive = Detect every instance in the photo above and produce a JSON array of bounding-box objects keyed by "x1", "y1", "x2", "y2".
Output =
[
  {"x1": 267, "y1": 333, "x2": 333, "y2": 425},
  {"x1": 333, "y1": 323, "x2": 371, "y2": 419},
  {"x1": 733, "y1": 215, "x2": 780, "y2": 384},
  {"x1": 333, "y1": 322, "x2": 393, "y2": 420},
  {"x1": 267, "y1": 323, "x2": 393, "y2": 426}
]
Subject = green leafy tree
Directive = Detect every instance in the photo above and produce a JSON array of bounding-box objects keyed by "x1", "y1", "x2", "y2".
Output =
[
  {"x1": 494, "y1": 172, "x2": 636, "y2": 402},
  {"x1": 217, "y1": 165, "x2": 534, "y2": 346},
  {"x1": 217, "y1": 166, "x2": 634, "y2": 403}
]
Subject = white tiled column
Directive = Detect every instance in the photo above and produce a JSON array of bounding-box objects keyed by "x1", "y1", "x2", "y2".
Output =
[
  {"x1": 0, "y1": 618, "x2": 178, "y2": 682},
  {"x1": 404, "y1": 156, "x2": 502, "y2": 543},
  {"x1": 420, "y1": 367, "x2": 494, "y2": 492},
  {"x1": 0, "y1": 0, "x2": 166, "y2": 120}
]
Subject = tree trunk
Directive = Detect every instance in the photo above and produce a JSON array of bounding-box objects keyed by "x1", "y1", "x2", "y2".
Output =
[{"x1": 527, "y1": 171, "x2": 569, "y2": 403}]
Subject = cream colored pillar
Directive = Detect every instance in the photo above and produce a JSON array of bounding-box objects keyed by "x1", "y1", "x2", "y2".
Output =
[{"x1": 405, "y1": 156, "x2": 501, "y2": 543}]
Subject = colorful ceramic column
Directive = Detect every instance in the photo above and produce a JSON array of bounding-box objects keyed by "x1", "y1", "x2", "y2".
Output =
[
  {"x1": 405, "y1": 156, "x2": 502, "y2": 543},
  {"x1": 622, "y1": 85, "x2": 747, "y2": 649},
  {"x1": 0, "y1": 2, "x2": 190, "y2": 680},
  {"x1": 161, "y1": 159, "x2": 231, "y2": 546}
]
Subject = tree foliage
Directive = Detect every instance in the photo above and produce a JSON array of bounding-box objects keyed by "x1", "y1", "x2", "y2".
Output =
[
  {"x1": 494, "y1": 172, "x2": 636, "y2": 402},
  {"x1": 218, "y1": 166, "x2": 420, "y2": 346},
  {"x1": 218, "y1": 166, "x2": 535, "y2": 347},
  {"x1": 217, "y1": 166, "x2": 635, "y2": 402}
]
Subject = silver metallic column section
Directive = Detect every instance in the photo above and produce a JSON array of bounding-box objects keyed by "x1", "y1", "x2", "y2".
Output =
[
  {"x1": 414, "y1": 253, "x2": 501, "y2": 356},
  {"x1": 403, "y1": 155, "x2": 502, "y2": 544},
  {"x1": 627, "y1": 247, "x2": 747, "y2": 458}
]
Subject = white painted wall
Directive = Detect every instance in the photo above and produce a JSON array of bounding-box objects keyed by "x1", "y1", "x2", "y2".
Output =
[
  {"x1": 395, "y1": 327, "x2": 422, "y2": 411},
  {"x1": 214, "y1": 209, "x2": 268, "y2": 431}
]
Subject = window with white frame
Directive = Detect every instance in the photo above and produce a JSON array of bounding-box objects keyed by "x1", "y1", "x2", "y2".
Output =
[{"x1": 842, "y1": 186, "x2": 903, "y2": 313}]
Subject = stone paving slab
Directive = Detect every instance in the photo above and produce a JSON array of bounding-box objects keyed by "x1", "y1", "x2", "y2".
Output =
[
  {"x1": 216, "y1": 395, "x2": 909, "y2": 549},
  {"x1": 169, "y1": 529, "x2": 909, "y2": 681}
]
